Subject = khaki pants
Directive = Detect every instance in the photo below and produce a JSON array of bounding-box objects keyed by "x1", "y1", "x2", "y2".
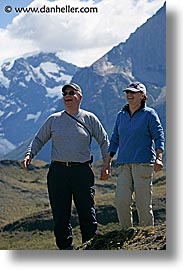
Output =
[{"x1": 115, "y1": 163, "x2": 154, "y2": 229}]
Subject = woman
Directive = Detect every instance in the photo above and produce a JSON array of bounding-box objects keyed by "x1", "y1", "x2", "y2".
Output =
[{"x1": 101, "y1": 81, "x2": 165, "y2": 229}]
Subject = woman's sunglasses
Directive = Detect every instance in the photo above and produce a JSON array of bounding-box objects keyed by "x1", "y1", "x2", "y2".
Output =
[
  {"x1": 125, "y1": 90, "x2": 139, "y2": 94},
  {"x1": 62, "y1": 90, "x2": 76, "y2": 96}
]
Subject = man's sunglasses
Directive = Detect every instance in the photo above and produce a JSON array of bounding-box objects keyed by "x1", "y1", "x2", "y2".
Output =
[{"x1": 62, "y1": 90, "x2": 76, "y2": 96}]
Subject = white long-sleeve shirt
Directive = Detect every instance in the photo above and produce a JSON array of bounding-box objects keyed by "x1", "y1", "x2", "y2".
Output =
[{"x1": 26, "y1": 109, "x2": 109, "y2": 162}]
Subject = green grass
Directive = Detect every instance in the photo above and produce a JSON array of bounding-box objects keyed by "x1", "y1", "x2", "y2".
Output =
[
  {"x1": 0, "y1": 223, "x2": 122, "y2": 250},
  {"x1": 0, "y1": 159, "x2": 166, "y2": 250},
  {"x1": 0, "y1": 231, "x2": 56, "y2": 250}
]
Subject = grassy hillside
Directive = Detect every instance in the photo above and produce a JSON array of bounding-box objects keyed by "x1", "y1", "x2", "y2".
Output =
[{"x1": 0, "y1": 159, "x2": 166, "y2": 250}]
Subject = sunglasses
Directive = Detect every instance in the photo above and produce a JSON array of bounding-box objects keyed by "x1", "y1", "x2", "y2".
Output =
[
  {"x1": 125, "y1": 90, "x2": 139, "y2": 94},
  {"x1": 62, "y1": 90, "x2": 76, "y2": 96}
]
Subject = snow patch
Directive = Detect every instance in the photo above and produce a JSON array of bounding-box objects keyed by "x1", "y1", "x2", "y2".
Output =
[
  {"x1": 26, "y1": 111, "x2": 41, "y2": 122},
  {"x1": 0, "y1": 58, "x2": 16, "y2": 71},
  {"x1": 0, "y1": 138, "x2": 16, "y2": 157},
  {"x1": 33, "y1": 66, "x2": 46, "y2": 85},
  {"x1": 19, "y1": 82, "x2": 27, "y2": 88},
  {"x1": 39, "y1": 62, "x2": 59, "y2": 78},
  {"x1": 0, "y1": 71, "x2": 10, "y2": 88},
  {"x1": 59, "y1": 74, "x2": 72, "y2": 83},
  {"x1": 5, "y1": 112, "x2": 14, "y2": 119},
  {"x1": 46, "y1": 86, "x2": 61, "y2": 98},
  {"x1": 0, "y1": 95, "x2": 6, "y2": 101}
]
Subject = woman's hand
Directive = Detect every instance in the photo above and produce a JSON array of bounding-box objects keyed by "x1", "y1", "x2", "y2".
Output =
[
  {"x1": 154, "y1": 158, "x2": 163, "y2": 173},
  {"x1": 23, "y1": 155, "x2": 32, "y2": 170}
]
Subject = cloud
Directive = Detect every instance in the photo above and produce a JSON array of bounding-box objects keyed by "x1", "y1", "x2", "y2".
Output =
[
  {"x1": 0, "y1": 29, "x2": 39, "y2": 63},
  {"x1": 0, "y1": 0, "x2": 165, "y2": 66}
]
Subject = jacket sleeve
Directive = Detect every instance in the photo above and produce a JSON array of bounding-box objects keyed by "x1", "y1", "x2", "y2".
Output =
[
  {"x1": 108, "y1": 113, "x2": 120, "y2": 155},
  {"x1": 149, "y1": 110, "x2": 165, "y2": 152},
  {"x1": 25, "y1": 116, "x2": 53, "y2": 158}
]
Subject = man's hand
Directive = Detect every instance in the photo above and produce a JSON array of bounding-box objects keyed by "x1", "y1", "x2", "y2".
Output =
[
  {"x1": 23, "y1": 155, "x2": 32, "y2": 170},
  {"x1": 100, "y1": 155, "x2": 112, "y2": 180},
  {"x1": 100, "y1": 163, "x2": 111, "y2": 180}
]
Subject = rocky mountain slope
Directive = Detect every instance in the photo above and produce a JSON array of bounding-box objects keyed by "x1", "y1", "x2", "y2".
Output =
[
  {"x1": 0, "y1": 53, "x2": 78, "y2": 157},
  {"x1": 0, "y1": 4, "x2": 166, "y2": 162},
  {"x1": 72, "y1": 3, "x2": 166, "y2": 136}
]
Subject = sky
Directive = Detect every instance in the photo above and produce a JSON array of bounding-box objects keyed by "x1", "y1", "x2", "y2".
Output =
[{"x1": 0, "y1": 0, "x2": 165, "y2": 67}]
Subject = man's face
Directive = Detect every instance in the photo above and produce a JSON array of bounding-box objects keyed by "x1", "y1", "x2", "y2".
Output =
[{"x1": 62, "y1": 88, "x2": 82, "y2": 108}]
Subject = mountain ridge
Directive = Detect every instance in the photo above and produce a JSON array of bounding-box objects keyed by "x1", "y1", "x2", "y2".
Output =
[
  {"x1": 0, "y1": 52, "x2": 79, "y2": 157},
  {"x1": 0, "y1": 3, "x2": 166, "y2": 162}
]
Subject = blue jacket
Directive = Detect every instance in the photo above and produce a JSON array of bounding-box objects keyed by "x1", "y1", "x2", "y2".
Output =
[{"x1": 109, "y1": 104, "x2": 165, "y2": 164}]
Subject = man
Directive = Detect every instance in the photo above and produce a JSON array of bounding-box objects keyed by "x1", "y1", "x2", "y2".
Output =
[
  {"x1": 23, "y1": 83, "x2": 109, "y2": 249},
  {"x1": 101, "y1": 81, "x2": 165, "y2": 229}
]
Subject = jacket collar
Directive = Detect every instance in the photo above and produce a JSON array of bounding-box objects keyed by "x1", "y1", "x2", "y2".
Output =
[{"x1": 122, "y1": 101, "x2": 146, "y2": 113}]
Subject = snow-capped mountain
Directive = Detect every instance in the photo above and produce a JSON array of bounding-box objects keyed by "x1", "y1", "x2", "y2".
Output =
[
  {"x1": 72, "y1": 3, "x2": 166, "y2": 136},
  {"x1": 0, "y1": 52, "x2": 78, "y2": 156},
  {"x1": 1, "y1": 3, "x2": 166, "y2": 162}
]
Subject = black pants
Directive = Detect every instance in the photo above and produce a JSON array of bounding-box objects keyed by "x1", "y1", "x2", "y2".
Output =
[{"x1": 47, "y1": 162, "x2": 97, "y2": 249}]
